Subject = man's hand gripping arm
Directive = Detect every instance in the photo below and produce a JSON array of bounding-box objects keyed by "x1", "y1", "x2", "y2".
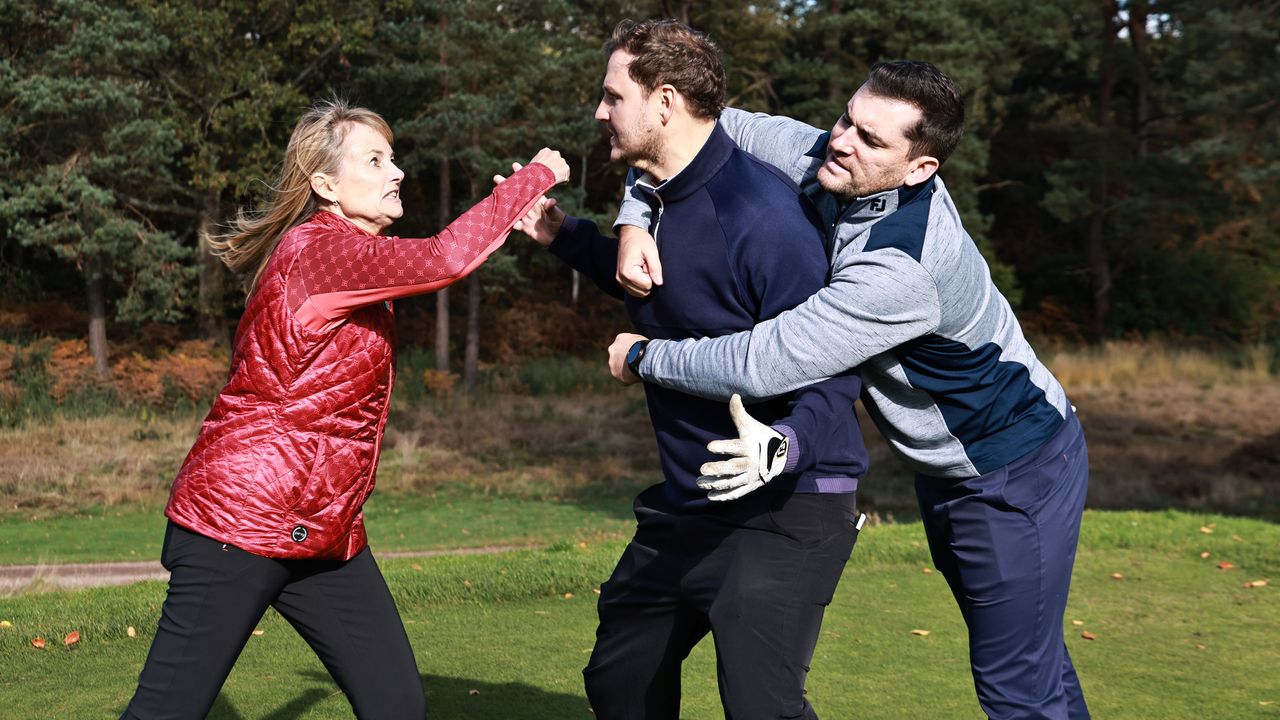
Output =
[{"x1": 614, "y1": 108, "x2": 827, "y2": 298}]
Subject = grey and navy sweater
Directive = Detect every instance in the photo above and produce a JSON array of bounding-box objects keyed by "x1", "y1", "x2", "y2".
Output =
[
  {"x1": 618, "y1": 109, "x2": 1072, "y2": 480},
  {"x1": 551, "y1": 123, "x2": 866, "y2": 510}
]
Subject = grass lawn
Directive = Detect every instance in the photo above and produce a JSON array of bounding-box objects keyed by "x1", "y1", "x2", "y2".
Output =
[
  {"x1": 0, "y1": 486, "x2": 640, "y2": 566},
  {"x1": 1, "y1": 510, "x2": 1276, "y2": 719}
]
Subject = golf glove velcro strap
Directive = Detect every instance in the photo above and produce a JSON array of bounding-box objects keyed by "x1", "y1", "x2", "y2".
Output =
[{"x1": 696, "y1": 394, "x2": 790, "y2": 502}]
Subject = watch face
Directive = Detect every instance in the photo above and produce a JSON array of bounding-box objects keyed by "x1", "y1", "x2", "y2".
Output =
[{"x1": 627, "y1": 342, "x2": 642, "y2": 365}]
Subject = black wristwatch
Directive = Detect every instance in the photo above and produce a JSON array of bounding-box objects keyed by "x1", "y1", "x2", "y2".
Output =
[{"x1": 625, "y1": 339, "x2": 650, "y2": 378}]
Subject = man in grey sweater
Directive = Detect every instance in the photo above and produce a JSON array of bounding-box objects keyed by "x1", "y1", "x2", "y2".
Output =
[{"x1": 606, "y1": 61, "x2": 1090, "y2": 720}]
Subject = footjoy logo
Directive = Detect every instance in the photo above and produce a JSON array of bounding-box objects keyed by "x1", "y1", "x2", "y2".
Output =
[{"x1": 869, "y1": 198, "x2": 887, "y2": 212}]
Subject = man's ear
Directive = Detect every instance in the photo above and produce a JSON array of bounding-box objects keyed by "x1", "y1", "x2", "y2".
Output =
[
  {"x1": 657, "y1": 84, "x2": 676, "y2": 125},
  {"x1": 311, "y1": 173, "x2": 339, "y2": 204},
  {"x1": 902, "y1": 155, "x2": 939, "y2": 187}
]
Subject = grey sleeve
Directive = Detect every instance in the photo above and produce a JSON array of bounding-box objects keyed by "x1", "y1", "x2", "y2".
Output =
[
  {"x1": 717, "y1": 108, "x2": 826, "y2": 187},
  {"x1": 638, "y1": 248, "x2": 942, "y2": 402},
  {"x1": 613, "y1": 169, "x2": 651, "y2": 232},
  {"x1": 613, "y1": 108, "x2": 826, "y2": 230}
]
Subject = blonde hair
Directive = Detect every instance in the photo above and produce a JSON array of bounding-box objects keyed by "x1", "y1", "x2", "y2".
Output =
[{"x1": 211, "y1": 99, "x2": 394, "y2": 295}]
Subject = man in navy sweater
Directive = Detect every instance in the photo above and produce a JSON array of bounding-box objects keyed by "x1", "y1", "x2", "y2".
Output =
[{"x1": 505, "y1": 19, "x2": 867, "y2": 720}]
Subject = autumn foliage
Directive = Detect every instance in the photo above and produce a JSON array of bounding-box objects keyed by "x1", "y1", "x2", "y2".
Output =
[{"x1": 0, "y1": 335, "x2": 226, "y2": 419}]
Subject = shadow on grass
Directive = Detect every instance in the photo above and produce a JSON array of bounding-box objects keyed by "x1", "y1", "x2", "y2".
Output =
[
  {"x1": 422, "y1": 673, "x2": 590, "y2": 719},
  {"x1": 206, "y1": 670, "x2": 590, "y2": 719}
]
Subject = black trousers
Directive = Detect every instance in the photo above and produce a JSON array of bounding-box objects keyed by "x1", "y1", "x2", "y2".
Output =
[
  {"x1": 583, "y1": 484, "x2": 860, "y2": 720},
  {"x1": 121, "y1": 522, "x2": 424, "y2": 720}
]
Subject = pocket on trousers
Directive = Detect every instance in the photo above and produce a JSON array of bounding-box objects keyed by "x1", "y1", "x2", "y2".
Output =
[
  {"x1": 160, "y1": 521, "x2": 224, "y2": 572},
  {"x1": 772, "y1": 496, "x2": 860, "y2": 605}
]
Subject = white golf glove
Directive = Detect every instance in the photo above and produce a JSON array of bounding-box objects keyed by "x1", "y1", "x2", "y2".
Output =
[{"x1": 697, "y1": 394, "x2": 790, "y2": 502}]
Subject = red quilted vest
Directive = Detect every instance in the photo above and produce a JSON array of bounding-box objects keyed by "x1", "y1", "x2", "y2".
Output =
[{"x1": 165, "y1": 163, "x2": 554, "y2": 559}]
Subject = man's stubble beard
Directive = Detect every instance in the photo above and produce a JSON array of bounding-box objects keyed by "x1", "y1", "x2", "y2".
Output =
[
  {"x1": 618, "y1": 115, "x2": 664, "y2": 173},
  {"x1": 816, "y1": 159, "x2": 903, "y2": 202}
]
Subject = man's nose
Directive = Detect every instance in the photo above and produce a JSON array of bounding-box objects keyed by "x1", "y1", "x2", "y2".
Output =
[{"x1": 828, "y1": 127, "x2": 854, "y2": 155}]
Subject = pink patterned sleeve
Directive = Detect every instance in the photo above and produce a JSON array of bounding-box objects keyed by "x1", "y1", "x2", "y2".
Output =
[{"x1": 292, "y1": 162, "x2": 556, "y2": 332}]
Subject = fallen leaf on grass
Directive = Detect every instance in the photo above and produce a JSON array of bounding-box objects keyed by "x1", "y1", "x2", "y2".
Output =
[
  {"x1": 1244, "y1": 580, "x2": 1268, "y2": 588},
  {"x1": 31, "y1": 636, "x2": 46, "y2": 649},
  {"x1": 593, "y1": 587, "x2": 601, "y2": 595},
  {"x1": 1217, "y1": 562, "x2": 1234, "y2": 570},
  {"x1": 1071, "y1": 620, "x2": 1084, "y2": 627},
  {"x1": 1081, "y1": 631, "x2": 1097, "y2": 640},
  {"x1": 1110, "y1": 573, "x2": 1124, "y2": 580},
  {"x1": 63, "y1": 631, "x2": 80, "y2": 648},
  {"x1": 251, "y1": 629, "x2": 264, "y2": 637},
  {"x1": 127, "y1": 626, "x2": 137, "y2": 638},
  {"x1": 910, "y1": 629, "x2": 930, "y2": 636},
  {"x1": 0, "y1": 620, "x2": 11, "y2": 628},
  {"x1": 1199, "y1": 526, "x2": 1214, "y2": 534},
  {"x1": 411, "y1": 563, "x2": 422, "y2": 571},
  {"x1": 578, "y1": 542, "x2": 588, "y2": 549},
  {"x1": 922, "y1": 567, "x2": 933, "y2": 574},
  {"x1": 563, "y1": 592, "x2": 575, "y2": 599},
  {"x1": 1195, "y1": 644, "x2": 1206, "y2": 650},
  {"x1": 468, "y1": 689, "x2": 480, "y2": 696},
  {"x1": 1199, "y1": 551, "x2": 1211, "y2": 559},
  {"x1": 463, "y1": 579, "x2": 473, "y2": 589}
]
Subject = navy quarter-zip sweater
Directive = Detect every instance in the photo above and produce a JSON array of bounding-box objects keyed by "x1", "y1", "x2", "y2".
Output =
[{"x1": 550, "y1": 123, "x2": 867, "y2": 510}]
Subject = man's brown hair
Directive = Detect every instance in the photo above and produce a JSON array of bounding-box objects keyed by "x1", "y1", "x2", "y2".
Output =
[
  {"x1": 864, "y1": 61, "x2": 965, "y2": 165},
  {"x1": 605, "y1": 19, "x2": 726, "y2": 120}
]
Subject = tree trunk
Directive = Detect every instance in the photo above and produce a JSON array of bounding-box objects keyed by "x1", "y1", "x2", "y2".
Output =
[
  {"x1": 197, "y1": 190, "x2": 229, "y2": 346},
  {"x1": 85, "y1": 258, "x2": 109, "y2": 375},
  {"x1": 435, "y1": 153, "x2": 451, "y2": 372},
  {"x1": 824, "y1": 0, "x2": 849, "y2": 105},
  {"x1": 463, "y1": 272, "x2": 481, "y2": 395},
  {"x1": 1088, "y1": 0, "x2": 1119, "y2": 340},
  {"x1": 1127, "y1": 0, "x2": 1151, "y2": 158},
  {"x1": 462, "y1": 171, "x2": 485, "y2": 394},
  {"x1": 572, "y1": 155, "x2": 587, "y2": 305},
  {"x1": 660, "y1": 0, "x2": 692, "y2": 24},
  {"x1": 434, "y1": 18, "x2": 451, "y2": 373}
]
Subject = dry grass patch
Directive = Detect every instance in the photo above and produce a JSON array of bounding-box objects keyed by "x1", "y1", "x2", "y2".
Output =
[
  {"x1": 1070, "y1": 382, "x2": 1280, "y2": 516},
  {"x1": 1046, "y1": 341, "x2": 1274, "y2": 390},
  {"x1": 3, "y1": 342, "x2": 1277, "y2": 519},
  {"x1": 378, "y1": 391, "x2": 659, "y2": 498},
  {"x1": 0, "y1": 412, "x2": 198, "y2": 512}
]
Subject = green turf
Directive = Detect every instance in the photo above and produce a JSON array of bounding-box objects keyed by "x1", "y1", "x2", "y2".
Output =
[
  {"x1": 1, "y1": 511, "x2": 1277, "y2": 719},
  {"x1": 0, "y1": 487, "x2": 639, "y2": 566}
]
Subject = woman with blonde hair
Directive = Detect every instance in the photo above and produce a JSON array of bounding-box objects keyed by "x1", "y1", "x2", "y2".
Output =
[{"x1": 121, "y1": 99, "x2": 569, "y2": 719}]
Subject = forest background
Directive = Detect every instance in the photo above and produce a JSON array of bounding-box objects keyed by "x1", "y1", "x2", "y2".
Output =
[{"x1": 0, "y1": 0, "x2": 1277, "y2": 500}]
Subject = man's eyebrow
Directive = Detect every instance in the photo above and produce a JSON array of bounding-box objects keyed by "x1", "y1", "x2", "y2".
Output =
[{"x1": 860, "y1": 126, "x2": 886, "y2": 145}]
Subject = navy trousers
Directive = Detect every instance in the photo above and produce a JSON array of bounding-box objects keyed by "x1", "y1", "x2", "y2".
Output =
[
  {"x1": 121, "y1": 522, "x2": 425, "y2": 720},
  {"x1": 916, "y1": 413, "x2": 1090, "y2": 720},
  {"x1": 583, "y1": 483, "x2": 860, "y2": 720}
]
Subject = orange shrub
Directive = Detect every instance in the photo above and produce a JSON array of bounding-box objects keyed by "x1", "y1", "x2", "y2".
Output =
[
  {"x1": 111, "y1": 339, "x2": 226, "y2": 406},
  {"x1": 421, "y1": 368, "x2": 457, "y2": 397}
]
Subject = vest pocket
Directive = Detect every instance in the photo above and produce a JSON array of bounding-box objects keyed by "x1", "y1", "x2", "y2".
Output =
[{"x1": 292, "y1": 434, "x2": 371, "y2": 519}]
